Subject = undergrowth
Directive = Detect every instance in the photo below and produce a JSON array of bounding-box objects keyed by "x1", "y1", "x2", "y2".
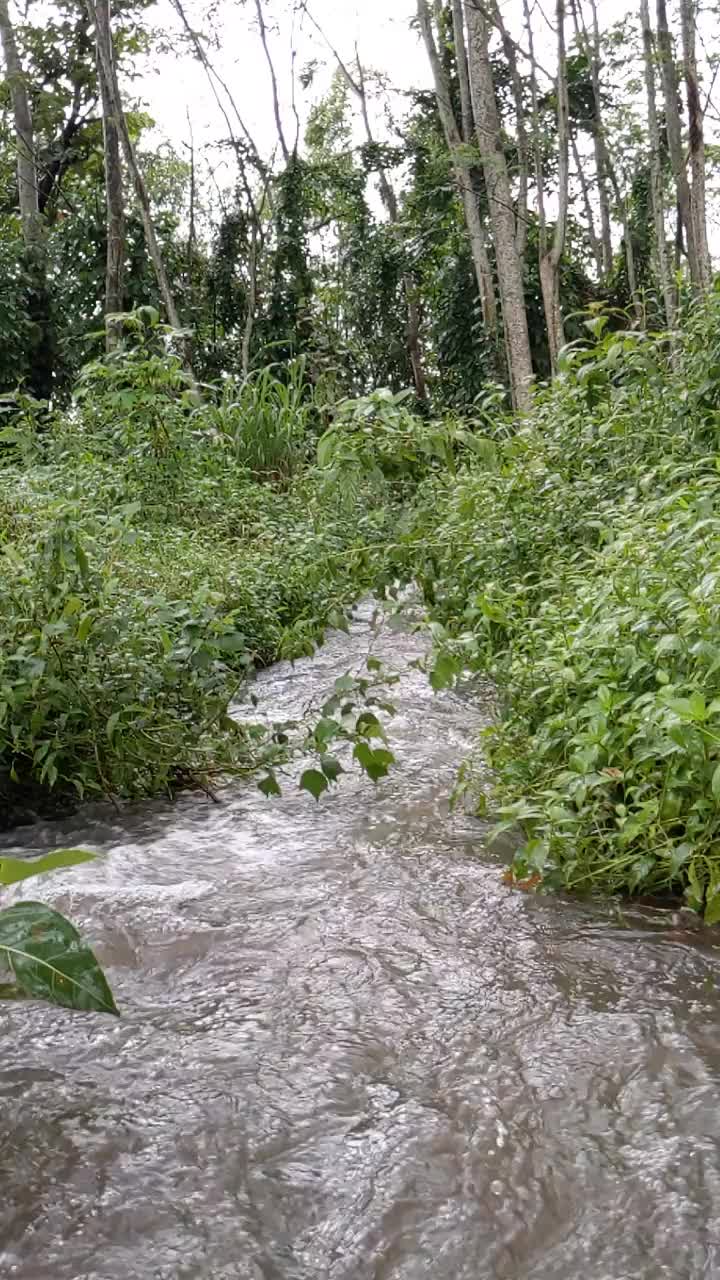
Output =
[
  {"x1": 0, "y1": 320, "x2": 399, "y2": 825},
  {"x1": 386, "y1": 287, "x2": 720, "y2": 918}
]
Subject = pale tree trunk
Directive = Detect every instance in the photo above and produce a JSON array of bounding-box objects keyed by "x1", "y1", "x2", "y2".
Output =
[
  {"x1": 417, "y1": 0, "x2": 497, "y2": 333},
  {"x1": 571, "y1": 0, "x2": 612, "y2": 279},
  {"x1": 640, "y1": 0, "x2": 677, "y2": 336},
  {"x1": 0, "y1": 0, "x2": 38, "y2": 245},
  {"x1": 464, "y1": 0, "x2": 533, "y2": 412},
  {"x1": 451, "y1": 0, "x2": 474, "y2": 144},
  {"x1": 539, "y1": 0, "x2": 569, "y2": 372},
  {"x1": 679, "y1": 0, "x2": 712, "y2": 288},
  {"x1": 85, "y1": 0, "x2": 184, "y2": 343},
  {"x1": 93, "y1": 0, "x2": 125, "y2": 350},
  {"x1": 0, "y1": 0, "x2": 53, "y2": 397},
  {"x1": 571, "y1": 132, "x2": 603, "y2": 276},
  {"x1": 492, "y1": 5, "x2": 528, "y2": 260},
  {"x1": 255, "y1": 0, "x2": 290, "y2": 163},
  {"x1": 655, "y1": 0, "x2": 702, "y2": 287}
]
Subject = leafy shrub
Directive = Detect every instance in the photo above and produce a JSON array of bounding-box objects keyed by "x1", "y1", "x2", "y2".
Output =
[
  {"x1": 0, "y1": 849, "x2": 117, "y2": 1014},
  {"x1": 206, "y1": 358, "x2": 315, "y2": 477},
  {"x1": 390, "y1": 285, "x2": 720, "y2": 918},
  {"x1": 0, "y1": 338, "x2": 399, "y2": 824}
]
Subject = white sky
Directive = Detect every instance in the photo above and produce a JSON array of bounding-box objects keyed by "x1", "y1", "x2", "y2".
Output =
[
  {"x1": 141, "y1": 0, "x2": 633, "y2": 161},
  {"x1": 137, "y1": 0, "x2": 718, "y2": 252}
]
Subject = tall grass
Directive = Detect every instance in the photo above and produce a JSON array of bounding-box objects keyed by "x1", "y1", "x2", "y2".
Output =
[{"x1": 207, "y1": 358, "x2": 315, "y2": 477}]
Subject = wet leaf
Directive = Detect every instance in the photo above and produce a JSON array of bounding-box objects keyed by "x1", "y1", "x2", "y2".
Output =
[
  {"x1": 0, "y1": 848, "x2": 97, "y2": 886},
  {"x1": 300, "y1": 768, "x2": 329, "y2": 801},
  {"x1": 257, "y1": 772, "x2": 281, "y2": 798},
  {"x1": 320, "y1": 754, "x2": 343, "y2": 782},
  {"x1": 0, "y1": 902, "x2": 118, "y2": 1014},
  {"x1": 429, "y1": 652, "x2": 457, "y2": 691}
]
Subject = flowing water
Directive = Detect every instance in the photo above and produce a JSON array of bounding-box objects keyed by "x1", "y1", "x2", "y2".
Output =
[{"x1": 2, "y1": 600, "x2": 720, "y2": 1280}]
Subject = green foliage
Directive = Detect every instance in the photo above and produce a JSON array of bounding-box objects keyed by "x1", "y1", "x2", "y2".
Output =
[
  {"x1": 317, "y1": 387, "x2": 477, "y2": 494},
  {"x1": 387, "y1": 287, "x2": 720, "y2": 916},
  {"x1": 0, "y1": 848, "x2": 117, "y2": 1014},
  {"x1": 0, "y1": 339, "x2": 396, "y2": 823},
  {"x1": 207, "y1": 359, "x2": 314, "y2": 477}
]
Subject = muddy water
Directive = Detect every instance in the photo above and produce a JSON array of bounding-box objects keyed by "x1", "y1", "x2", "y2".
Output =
[{"x1": 2, "y1": 601, "x2": 720, "y2": 1280}]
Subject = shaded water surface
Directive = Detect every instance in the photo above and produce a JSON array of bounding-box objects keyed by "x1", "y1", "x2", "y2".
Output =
[{"x1": 2, "y1": 602, "x2": 720, "y2": 1280}]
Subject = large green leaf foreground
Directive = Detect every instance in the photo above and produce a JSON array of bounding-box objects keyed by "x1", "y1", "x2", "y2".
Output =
[{"x1": 0, "y1": 850, "x2": 118, "y2": 1014}]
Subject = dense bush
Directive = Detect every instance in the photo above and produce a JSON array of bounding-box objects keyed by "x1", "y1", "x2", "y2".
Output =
[
  {"x1": 0, "y1": 335, "x2": 395, "y2": 824},
  {"x1": 387, "y1": 285, "x2": 720, "y2": 917}
]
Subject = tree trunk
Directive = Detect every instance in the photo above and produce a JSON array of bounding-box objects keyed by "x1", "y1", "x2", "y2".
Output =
[
  {"x1": 93, "y1": 0, "x2": 125, "y2": 350},
  {"x1": 571, "y1": 132, "x2": 603, "y2": 277},
  {"x1": 464, "y1": 0, "x2": 533, "y2": 411},
  {"x1": 655, "y1": 0, "x2": 702, "y2": 287},
  {"x1": 639, "y1": 0, "x2": 677, "y2": 336},
  {"x1": 0, "y1": 0, "x2": 53, "y2": 397},
  {"x1": 539, "y1": 0, "x2": 569, "y2": 372},
  {"x1": 86, "y1": 0, "x2": 184, "y2": 342},
  {"x1": 679, "y1": 0, "x2": 711, "y2": 289},
  {"x1": 417, "y1": 0, "x2": 497, "y2": 333},
  {"x1": 570, "y1": 0, "x2": 612, "y2": 278},
  {"x1": 493, "y1": 6, "x2": 528, "y2": 260},
  {"x1": 451, "y1": 0, "x2": 474, "y2": 143}
]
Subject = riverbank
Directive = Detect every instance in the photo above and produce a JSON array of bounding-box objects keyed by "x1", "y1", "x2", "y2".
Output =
[
  {"x1": 390, "y1": 288, "x2": 720, "y2": 917},
  {"x1": 0, "y1": 363, "x2": 394, "y2": 827}
]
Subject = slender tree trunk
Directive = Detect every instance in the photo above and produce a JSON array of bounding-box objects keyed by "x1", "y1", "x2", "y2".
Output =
[
  {"x1": 571, "y1": 132, "x2": 602, "y2": 276},
  {"x1": 0, "y1": 0, "x2": 38, "y2": 245},
  {"x1": 86, "y1": 0, "x2": 184, "y2": 340},
  {"x1": 539, "y1": 0, "x2": 569, "y2": 372},
  {"x1": 655, "y1": 0, "x2": 702, "y2": 287},
  {"x1": 491, "y1": 5, "x2": 529, "y2": 261},
  {"x1": 679, "y1": 0, "x2": 711, "y2": 288},
  {"x1": 570, "y1": 0, "x2": 612, "y2": 278},
  {"x1": 93, "y1": 0, "x2": 125, "y2": 350},
  {"x1": 0, "y1": 0, "x2": 53, "y2": 397},
  {"x1": 452, "y1": 0, "x2": 474, "y2": 143},
  {"x1": 255, "y1": 0, "x2": 290, "y2": 163},
  {"x1": 417, "y1": 0, "x2": 497, "y2": 333},
  {"x1": 464, "y1": 0, "x2": 533, "y2": 412},
  {"x1": 640, "y1": 0, "x2": 677, "y2": 336}
]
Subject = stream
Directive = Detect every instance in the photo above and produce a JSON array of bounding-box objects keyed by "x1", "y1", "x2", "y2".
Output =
[{"x1": 2, "y1": 600, "x2": 720, "y2": 1279}]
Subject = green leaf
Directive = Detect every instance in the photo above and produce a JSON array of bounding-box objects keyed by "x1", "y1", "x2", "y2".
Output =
[
  {"x1": 712, "y1": 764, "x2": 720, "y2": 800},
  {"x1": 257, "y1": 772, "x2": 281, "y2": 798},
  {"x1": 314, "y1": 716, "x2": 341, "y2": 745},
  {"x1": 355, "y1": 710, "x2": 385, "y2": 740},
  {"x1": 320, "y1": 754, "x2": 343, "y2": 782},
  {"x1": 211, "y1": 632, "x2": 248, "y2": 653},
  {"x1": 300, "y1": 768, "x2": 329, "y2": 801},
  {"x1": 0, "y1": 848, "x2": 97, "y2": 886},
  {"x1": 0, "y1": 902, "x2": 118, "y2": 1014},
  {"x1": 353, "y1": 742, "x2": 395, "y2": 781},
  {"x1": 704, "y1": 895, "x2": 720, "y2": 926},
  {"x1": 77, "y1": 613, "x2": 94, "y2": 643},
  {"x1": 429, "y1": 652, "x2": 457, "y2": 691},
  {"x1": 629, "y1": 856, "x2": 655, "y2": 891}
]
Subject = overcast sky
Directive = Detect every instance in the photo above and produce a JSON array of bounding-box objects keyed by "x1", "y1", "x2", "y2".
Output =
[
  {"x1": 137, "y1": 0, "x2": 718, "y2": 248},
  {"x1": 140, "y1": 0, "x2": 636, "y2": 161}
]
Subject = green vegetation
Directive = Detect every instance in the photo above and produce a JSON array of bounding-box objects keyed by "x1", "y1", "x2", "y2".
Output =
[
  {"x1": 0, "y1": 317, "x2": 401, "y2": 829},
  {"x1": 386, "y1": 288, "x2": 720, "y2": 919},
  {"x1": 0, "y1": 849, "x2": 117, "y2": 1013}
]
